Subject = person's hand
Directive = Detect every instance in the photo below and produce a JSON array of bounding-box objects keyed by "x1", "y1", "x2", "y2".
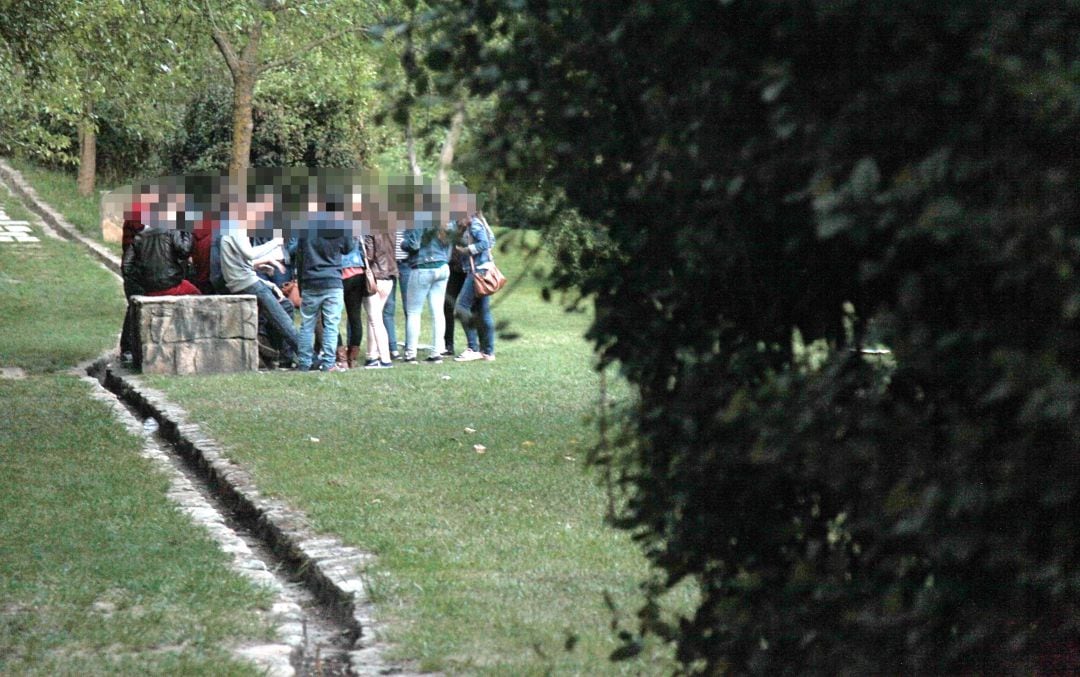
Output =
[{"x1": 455, "y1": 245, "x2": 468, "y2": 255}]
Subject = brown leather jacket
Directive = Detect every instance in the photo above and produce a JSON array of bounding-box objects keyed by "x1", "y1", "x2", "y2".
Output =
[{"x1": 365, "y1": 232, "x2": 399, "y2": 280}]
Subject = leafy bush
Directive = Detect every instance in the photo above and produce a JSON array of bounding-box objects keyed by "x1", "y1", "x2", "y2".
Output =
[
  {"x1": 426, "y1": 1, "x2": 1080, "y2": 673},
  {"x1": 167, "y1": 81, "x2": 367, "y2": 173}
]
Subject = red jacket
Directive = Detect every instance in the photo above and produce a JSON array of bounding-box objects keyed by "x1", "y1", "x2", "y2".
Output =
[{"x1": 191, "y1": 217, "x2": 216, "y2": 289}]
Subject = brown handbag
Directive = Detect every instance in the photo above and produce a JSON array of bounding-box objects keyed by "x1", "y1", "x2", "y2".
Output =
[{"x1": 360, "y1": 238, "x2": 378, "y2": 296}]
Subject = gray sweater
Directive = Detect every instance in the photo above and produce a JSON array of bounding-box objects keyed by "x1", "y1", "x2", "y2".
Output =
[{"x1": 220, "y1": 234, "x2": 281, "y2": 293}]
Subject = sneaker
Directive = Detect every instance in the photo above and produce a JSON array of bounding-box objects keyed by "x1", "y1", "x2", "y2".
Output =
[
  {"x1": 442, "y1": 347, "x2": 454, "y2": 356},
  {"x1": 363, "y1": 358, "x2": 379, "y2": 367},
  {"x1": 482, "y1": 353, "x2": 496, "y2": 362},
  {"x1": 322, "y1": 364, "x2": 349, "y2": 373},
  {"x1": 403, "y1": 355, "x2": 419, "y2": 364},
  {"x1": 425, "y1": 354, "x2": 444, "y2": 364},
  {"x1": 366, "y1": 361, "x2": 394, "y2": 369},
  {"x1": 120, "y1": 351, "x2": 134, "y2": 365},
  {"x1": 390, "y1": 351, "x2": 402, "y2": 361},
  {"x1": 454, "y1": 349, "x2": 483, "y2": 362}
]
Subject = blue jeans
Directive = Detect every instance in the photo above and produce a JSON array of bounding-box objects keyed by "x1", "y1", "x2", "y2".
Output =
[
  {"x1": 455, "y1": 274, "x2": 495, "y2": 355},
  {"x1": 384, "y1": 266, "x2": 411, "y2": 355},
  {"x1": 297, "y1": 286, "x2": 344, "y2": 370},
  {"x1": 238, "y1": 281, "x2": 298, "y2": 361},
  {"x1": 405, "y1": 264, "x2": 449, "y2": 359}
]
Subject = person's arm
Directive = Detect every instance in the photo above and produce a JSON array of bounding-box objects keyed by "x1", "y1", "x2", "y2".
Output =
[
  {"x1": 226, "y1": 234, "x2": 281, "y2": 262},
  {"x1": 466, "y1": 219, "x2": 490, "y2": 256},
  {"x1": 122, "y1": 238, "x2": 145, "y2": 295},
  {"x1": 174, "y1": 231, "x2": 194, "y2": 259}
]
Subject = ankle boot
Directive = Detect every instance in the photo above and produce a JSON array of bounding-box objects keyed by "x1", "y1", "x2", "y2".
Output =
[
  {"x1": 335, "y1": 345, "x2": 349, "y2": 369},
  {"x1": 346, "y1": 345, "x2": 360, "y2": 369}
]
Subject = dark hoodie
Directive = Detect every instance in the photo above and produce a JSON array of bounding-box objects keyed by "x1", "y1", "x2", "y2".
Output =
[{"x1": 292, "y1": 213, "x2": 356, "y2": 290}]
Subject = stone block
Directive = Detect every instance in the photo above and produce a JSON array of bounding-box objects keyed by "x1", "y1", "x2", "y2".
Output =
[
  {"x1": 100, "y1": 190, "x2": 123, "y2": 244},
  {"x1": 133, "y1": 295, "x2": 259, "y2": 375}
]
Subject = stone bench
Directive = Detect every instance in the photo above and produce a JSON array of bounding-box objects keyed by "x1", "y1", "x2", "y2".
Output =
[{"x1": 133, "y1": 295, "x2": 258, "y2": 374}]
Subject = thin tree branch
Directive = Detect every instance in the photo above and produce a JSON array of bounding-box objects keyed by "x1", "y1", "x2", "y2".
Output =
[
  {"x1": 258, "y1": 24, "x2": 374, "y2": 74},
  {"x1": 437, "y1": 99, "x2": 467, "y2": 187},
  {"x1": 203, "y1": 0, "x2": 240, "y2": 76}
]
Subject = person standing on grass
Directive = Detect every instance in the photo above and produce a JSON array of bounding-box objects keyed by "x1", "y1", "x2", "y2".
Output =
[
  {"x1": 442, "y1": 186, "x2": 471, "y2": 357},
  {"x1": 336, "y1": 230, "x2": 367, "y2": 369},
  {"x1": 361, "y1": 225, "x2": 398, "y2": 369},
  {"x1": 291, "y1": 191, "x2": 356, "y2": 372},
  {"x1": 402, "y1": 185, "x2": 451, "y2": 364},
  {"x1": 383, "y1": 205, "x2": 413, "y2": 361},
  {"x1": 453, "y1": 211, "x2": 497, "y2": 362},
  {"x1": 219, "y1": 183, "x2": 298, "y2": 369}
]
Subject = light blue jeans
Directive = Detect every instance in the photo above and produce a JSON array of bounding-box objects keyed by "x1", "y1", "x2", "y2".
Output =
[
  {"x1": 455, "y1": 274, "x2": 496, "y2": 356},
  {"x1": 297, "y1": 286, "x2": 344, "y2": 370},
  {"x1": 384, "y1": 265, "x2": 411, "y2": 355},
  {"x1": 404, "y1": 264, "x2": 449, "y2": 359}
]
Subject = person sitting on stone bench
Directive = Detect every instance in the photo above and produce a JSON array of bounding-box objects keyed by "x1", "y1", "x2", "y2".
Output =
[
  {"x1": 219, "y1": 183, "x2": 299, "y2": 369},
  {"x1": 121, "y1": 187, "x2": 201, "y2": 299}
]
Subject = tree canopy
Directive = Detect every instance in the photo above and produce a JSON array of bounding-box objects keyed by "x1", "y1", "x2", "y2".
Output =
[{"x1": 414, "y1": 0, "x2": 1080, "y2": 672}]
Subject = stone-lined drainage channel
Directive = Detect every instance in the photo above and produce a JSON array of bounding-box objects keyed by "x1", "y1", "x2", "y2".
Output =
[{"x1": 84, "y1": 358, "x2": 409, "y2": 677}]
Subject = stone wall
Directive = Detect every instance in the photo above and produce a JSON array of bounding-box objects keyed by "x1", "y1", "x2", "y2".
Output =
[{"x1": 133, "y1": 295, "x2": 258, "y2": 374}]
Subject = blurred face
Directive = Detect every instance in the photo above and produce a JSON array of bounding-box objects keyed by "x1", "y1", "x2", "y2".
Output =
[
  {"x1": 350, "y1": 190, "x2": 363, "y2": 220},
  {"x1": 247, "y1": 192, "x2": 274, "y2": 224}
]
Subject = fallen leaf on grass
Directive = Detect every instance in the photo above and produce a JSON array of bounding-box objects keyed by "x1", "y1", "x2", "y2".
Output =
[
  {"x1": 564, "y1": 456, "x2": 576, "y2": 461},
  {"x1": 474, "y1": 444, "x2": 487, "y2": 454},
  {"x1": 464, "y1": 427, "x2": 477, "y2": 434},
  {"x1": 441, "y1": 375, "x2": 452, "y2": 380},
  {"x1": 309, "y1": 436, "x2": 320, "y2": 443},
  {"x1": 521, "y1": 440, "x2": 535, "y2": 447}
]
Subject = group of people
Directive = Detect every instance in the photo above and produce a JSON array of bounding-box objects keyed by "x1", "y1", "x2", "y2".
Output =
[{"x1": 119, "y1": 170, "x2": 499, "y2": 372}]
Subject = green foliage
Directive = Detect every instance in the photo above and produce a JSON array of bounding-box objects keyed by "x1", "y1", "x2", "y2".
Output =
[
  {"x1": 166, "y1": 81, "x2": 367, "y2": 172},
  {"x1": 419, "y1": 0, "x2": 1080, "y2": 673}
]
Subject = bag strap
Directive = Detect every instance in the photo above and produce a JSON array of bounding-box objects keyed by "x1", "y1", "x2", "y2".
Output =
[
  {"x1": 466, "y1": 228, "x2": 477, "y2": 276},
  {"x1": 465, "y1": 215, "x2": 494, "y2": 268},
  {"x1": 359, "y1": 236, "x2": 370, "y2": 269}
]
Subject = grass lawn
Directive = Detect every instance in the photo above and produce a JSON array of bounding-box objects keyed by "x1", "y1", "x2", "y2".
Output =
[
  {"x1": 0, "y1": 182, "x2": 126, "y2": 372},
  {"x1": 4, "y1": 157, "x2": 121, "y2": 242},
  {"x1": 0, "y1": 181, "x2": 275, "y2": 675},
  {"x1": 141, "y1": 233, "x2": 690, "y2": 675}
]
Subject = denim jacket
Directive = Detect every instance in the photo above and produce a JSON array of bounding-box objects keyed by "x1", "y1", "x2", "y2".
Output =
[
  {"x1": 340, "y1": 237, "x2": 366, "y2": 269},
  {"x1": 402, "y1": 224, "x2": 450, "y2": 266},
  {"x1": 459, "y1": 216, "x2": 494, "y2": 270}
]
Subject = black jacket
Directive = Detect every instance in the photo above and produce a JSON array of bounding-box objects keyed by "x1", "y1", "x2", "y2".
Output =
[{"x1": 122, "y1": 229, "x2": 193, "y2": 294}]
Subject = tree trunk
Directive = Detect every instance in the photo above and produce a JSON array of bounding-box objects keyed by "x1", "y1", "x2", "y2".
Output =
[
  {"x1": 229, "y1": 69, "x2": 256, "y2": 178},
  {"x1": 437, "y1": 101, "x2": 466, "y2": 189},
  {"x1": 76, "y1": 99, "x2": 96, "y2": 197},
  {"x1": 405, "y1": 116, "x2": 421, "y2": 178}
]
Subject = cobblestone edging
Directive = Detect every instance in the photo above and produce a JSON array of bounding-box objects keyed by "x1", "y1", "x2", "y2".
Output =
[
  {"x1": 89, "y1": 359, "x2": 408, "y2": 676},
  {"x1": 0, "y1": 159, "x2": 121, "y2": 275}
]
